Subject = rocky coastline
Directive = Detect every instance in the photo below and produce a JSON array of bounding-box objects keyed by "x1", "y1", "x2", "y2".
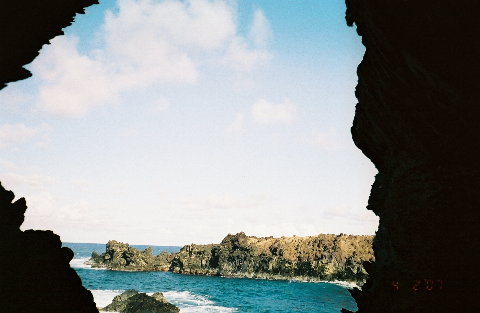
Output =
[{"x1": 88, "y1": 232, "x2": 374, "y2": 285}]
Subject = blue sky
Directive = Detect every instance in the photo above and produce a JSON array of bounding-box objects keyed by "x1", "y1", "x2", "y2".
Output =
[{"x1": 0, "y1": 0, "x2": 377, "y2": 245}]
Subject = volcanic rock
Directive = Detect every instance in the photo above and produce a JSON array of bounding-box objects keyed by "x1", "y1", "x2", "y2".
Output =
[
  {"x1": 89, "y1": 240, "x2": 173, "y2": 271},
  {"x1": 101, "y1": 290, "x2": 179, "y2": 313},
  {"x1": 90, "y1": 232, "x2": 374, "y2": 285}
]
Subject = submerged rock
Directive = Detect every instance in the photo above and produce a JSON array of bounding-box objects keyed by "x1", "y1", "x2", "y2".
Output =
[
  {"x1": 102, "y1": 289, "x2": 139, "y2": 312},
  {"x1": 101, "y1": 290, "x2": 179, "y2": 313}
]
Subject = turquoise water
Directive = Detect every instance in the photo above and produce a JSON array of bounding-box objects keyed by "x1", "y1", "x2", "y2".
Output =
[{"x1": 64, "y1": 242, "x2": 358, "y2": 313}]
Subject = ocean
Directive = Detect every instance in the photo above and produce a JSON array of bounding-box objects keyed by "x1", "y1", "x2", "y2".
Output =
[{"x1": 64, "y1": 242, "x2": 358, "y2": 313}]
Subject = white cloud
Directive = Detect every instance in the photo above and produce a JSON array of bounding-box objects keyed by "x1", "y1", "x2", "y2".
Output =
[
  {"x1": 223, "y1": 37, "x2": 271, "y2": 72},
  {"x1": 33, "y1": 36, "x2": 116, "y2": 117},
  {"x1": 0, "y1": 123, "x2": 49, "y2": 148},
  {"x1": 310, "y1": 130, "x2": 344, "y2": 151},
  {"x1": 30, "y1": 0, "x2": 272, "y2": 117},
  {"x1": 226, "y1": 112, "x2": 245, "y2": 134},
  {"x1": 1, "y1": 172, "x2": 55, "y2": 189},
  {"x1": 151, "y1": 97, "x2": 171, "y2": 113},
  {"x1": 249, "y1": 9, "x2": 271, "y2": 47},
  {"x1": 0, "y1": 84, "x2": 33, "y2": 110},
  {"x1": 251, "y1": 98, "x2": 298, "y2": 124},
  {"x1": 180, "y1": 193, "x2": 267, "y2": 212}
]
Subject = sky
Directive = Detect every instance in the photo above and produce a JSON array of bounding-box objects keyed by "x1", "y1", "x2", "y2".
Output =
[{"x1": 0, "y1": 0, "x2": 378, "y2": 246}]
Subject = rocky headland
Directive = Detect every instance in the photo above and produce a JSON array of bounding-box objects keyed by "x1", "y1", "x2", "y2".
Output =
[
  {"x1": 101, "y1": 289, "x2": 179, "y2": 313},
  {"x1": 89, "y1": 232, "x2": 374, "y2": 285}
]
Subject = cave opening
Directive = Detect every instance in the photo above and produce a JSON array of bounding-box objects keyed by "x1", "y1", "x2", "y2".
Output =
[{"x1": 0, "y1": 1, "x2": 386, "y2": 313}]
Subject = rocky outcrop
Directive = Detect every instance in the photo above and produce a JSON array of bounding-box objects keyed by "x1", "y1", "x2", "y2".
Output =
[
  {"x1": 101, "y1": 290, "x2": 179, "y2": 313},
  {"x1": 171, "y1": 232, "x2": 373, "y2": 283},
  {"x1": 0, "y1": 182, "x2": 98, "y2": 313},
  {"x1": 90, "y1": 232, "x2": 374, "y2": 285},
  {"x1": 89, "y1": 240, "x2": 173, "y2": 271},
  {"x1": 0, "y1": 0, "x2": 98, "y2": 89},
  {"x1": 343, "y1": 1, "x2": 480, "y2": 312}
]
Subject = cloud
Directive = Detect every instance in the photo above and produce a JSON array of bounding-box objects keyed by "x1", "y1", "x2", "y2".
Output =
[
  {"x1": 0, "y1": 84, "x2": 33, "y2": 110},
  {"x1": 223, "y1": 37, "x2": 271, "y2": 72},
  {"x1": 33, "y1": 36, "x2": 116, "y2": 117},
  {"x1": 1, "y1": 172, "x2": 55, "y2": 189},
  {"x1": 151, "y1": 97, "x2": 171, "y2": 113},
  {"x1": 180, "y1": 193, "x2": 267, "y2": 212},
  {"x1": 30, "y1": 0, "x2": 272, "y2": 117},
  {"x1": 0, "y1": 123, "x2": 49, "y2": 148},
  {"x1": 249, "y1": 9, "x2": 272, "y2": 47},
  {"x1": 310, "y1": 130, "x2": 345, "y2": 151},
  {"x1": 251, "y1": 98, "x2": 298, "y2": 124},
  {"x1": 226, "y1": 112, "x2": 245, "y2": 134}
]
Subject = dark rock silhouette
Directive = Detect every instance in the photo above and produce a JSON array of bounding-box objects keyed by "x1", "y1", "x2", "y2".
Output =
[
  {"x1": 343, "y1": 1, "x2": 480, "y2": 312},
  {"x1": 89, "y1": 232, "x2": 374, "y2": 285},
  {"x1": 0, "y1": 0, "x2": 98, "y2": 89},
  {"x1": 0, "y1": 182, "x2": 99, "y2": 313},
  {"x1": 102, "y1": 290, "x2": 179, "y2": 313}
]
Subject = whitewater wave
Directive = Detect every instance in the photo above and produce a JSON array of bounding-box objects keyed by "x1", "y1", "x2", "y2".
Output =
[
  {"x1": 70, "y1": 257, "x2": 104, "y2": 270},
  {"x1": 90, "y1": 289, "x2": 236, "y2": 313},
  {"x1": 90, "y1": 289, "x2": 123, "y2": 311},
  {"x1": 328, "y1": 280, "x2": 360, "y2": 289},
  {"x1": 162, "y1": 290, "x2": 237, "y2": 313},
  {"x1": 69, "y1": 257, "x2": 91, "y2": 269}
]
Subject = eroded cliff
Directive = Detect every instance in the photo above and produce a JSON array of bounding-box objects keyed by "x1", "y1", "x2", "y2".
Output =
[
  {"x1": 344, "y1": 1, "x2": 480, "y2": 312},
  {"x1": 90, "y1": 232, "x2": 374, "y2": 285}
]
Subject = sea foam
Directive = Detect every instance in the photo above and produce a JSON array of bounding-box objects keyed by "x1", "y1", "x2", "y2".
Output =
[
  {"x1": 163, "y1": 290, "x2": 237, "y2": 313},
  {"x1": 90, "y1": 289, "x2": 123, "y2": 311},
  {"x1": 70, "y1": 257, "x2": 104, "y2": 270},
  {"x1": 70, "y1": 257, "x2": 91, "y2": 269},
  {"x1": 91, "y1": 289, "x2": 236, "y2": 313}
]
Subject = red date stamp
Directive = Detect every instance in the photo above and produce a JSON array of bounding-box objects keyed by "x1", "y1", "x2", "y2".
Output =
[{"x1": 391, "y1": 279, "x2": 444, "y2": 291}]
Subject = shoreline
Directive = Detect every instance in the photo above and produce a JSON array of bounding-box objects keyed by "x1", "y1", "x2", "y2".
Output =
[
  {"x1": 85, "y1": 233, "x2": 373, "y2": 287},
  {"x1": 78, "y1": 258, "x2": 360, "y2": 289}
]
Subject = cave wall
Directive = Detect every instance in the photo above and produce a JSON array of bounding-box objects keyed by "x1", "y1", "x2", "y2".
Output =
[
  {"x1": 344, "y1": 1, "x2": 480, "y2": 312},
  {"x1": 0, "y1": 1, "x2": 99, "y2": 312},
  {"x1": 2, "y1": 0, "x2": 479, "y2": 312},
  {"x1": 0, "y1": 0, "x2": 98, "y2": 89},
  {"x1": 0, "y1": 183, "x2": 99, "y2": 312}
]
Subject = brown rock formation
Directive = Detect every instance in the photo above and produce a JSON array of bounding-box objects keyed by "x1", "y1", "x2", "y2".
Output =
[
  {"x1": 0, "y1": 182, "x2": 98, "y2": 313},
  {"x1": 89, "y1": 240, "x2": 173, "y2": 271},
  {"x1": 90, "y1": 233, "x2": 374, "y2": 285},
  {"x1": 171, "y1": 232, "x2": 373, "y2": 284},
  {"x1": 343, "y1": 1, "x2": 480, "y2": 312}
]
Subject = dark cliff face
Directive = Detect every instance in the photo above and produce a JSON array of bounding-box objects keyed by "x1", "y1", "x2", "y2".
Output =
[
  {"x1": 0, "y1": 0, "x2": 98, "y2": 89},
  {"x1": 0, "y1": 183, "x2": 98, "y2": 313},
  {"x1": 344, "y1": 1, "x2": 480, "y2": 312}
]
